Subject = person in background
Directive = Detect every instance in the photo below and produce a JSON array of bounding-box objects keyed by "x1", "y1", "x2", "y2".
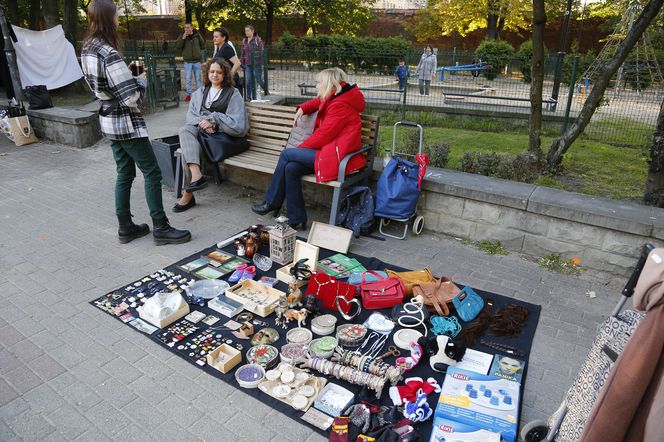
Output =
[
  {"x1": 212, "y1": 27, "x2": 243, "y2": 96},
  {"x1": 175, "y1": 23, "x2": 205, "y2": 102},
  {"x1": 395, "y1": 59, "x2": 407, "y2": 90},
  {"x1": 81, "y1": 0, "x2": 191, "y2": 245},
  {"x1": 241, "y1": 24, "x2": 265, "y2": 100},
  {"x1": 251, "y1": 68, "x2": 366, "y2": 230},
  {"x1": 174, "y1": 58, "x2": 249, "y2": 212},
  {"x1": 415, "y1": 45, "x2": 437, "y2": 96}
]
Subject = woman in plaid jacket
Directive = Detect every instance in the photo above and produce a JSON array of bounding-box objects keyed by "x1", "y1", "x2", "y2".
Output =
[{"x1": 81, "y1": 0, "x2": 191, "y2": 245}]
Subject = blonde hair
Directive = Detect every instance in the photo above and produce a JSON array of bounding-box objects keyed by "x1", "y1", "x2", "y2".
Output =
[{"x1": 316, "y1": 67, "x2": 347, "y2": 99}]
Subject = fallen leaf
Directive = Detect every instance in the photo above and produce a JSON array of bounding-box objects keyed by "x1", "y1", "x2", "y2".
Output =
[
  {"x1": 36, "y1": 236, "x2": 45, "y2": 241},
  {"x1": 586, "y1": 290, "x2": 596, "y2": 298}
]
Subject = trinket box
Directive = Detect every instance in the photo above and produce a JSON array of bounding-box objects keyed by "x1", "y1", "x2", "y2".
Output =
[
  {"x1": 235, "y1": 364, "x2": 265, "y2": 388},
  {"x1": 336, "y1": 324, "x2": 367, "y2": 348},
  {"x1": 286, "y1": 327, "x2": 313, "y2": 345},
  {"x1": 311, "y1": 314, "x2": 337, "y2": 336},
  {"x1": 275, "y1": 240, "x2": 319, "y2": 287},
  {"x1": 246, "y1": 344, "x2": 279, "y2": 369},
  {"x1": 280, "y1": 343, "x2": 309, "y2": 364},
  {"x1": 226, "y1": 279, "x2": 285, "y2": 317},
  {"x1": 309, "y1": 336, "x2": 338, "y2": 359},
  {"x1": 206, "y1": 343, "x2": 242, "y2": 373}
]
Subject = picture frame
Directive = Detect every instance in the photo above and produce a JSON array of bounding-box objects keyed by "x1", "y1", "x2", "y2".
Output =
[
  {"x1": 177, "y1": 257, "x2": 209, "y2": 273},
  {"x1": 203, "y1": 250, "x2": 234, "y2": 265},
  {"x1": 307, "y1": 222, "x2": 353, "y2": 254},
  {"x1": 219, "y1": 257, "x2": 249, "y2": 274},
  {"x1": 193, "y1": 266, "x2": 226, "y2": 280}
]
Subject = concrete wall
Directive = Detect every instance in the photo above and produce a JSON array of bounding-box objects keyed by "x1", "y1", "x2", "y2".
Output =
[{"x1": 223, "y1": 163, "x2": 664, "y2": 276}]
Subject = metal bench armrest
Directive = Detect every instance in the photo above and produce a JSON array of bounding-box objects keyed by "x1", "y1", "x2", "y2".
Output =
[{"x1": 337, "y1": 144, "x2": 373, "y2": 184}]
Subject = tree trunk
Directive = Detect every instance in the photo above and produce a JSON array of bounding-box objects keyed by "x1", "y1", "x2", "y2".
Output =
[
  {"x1": 486, "y1": 14, "x2": 498, "y2": 40},
  {"x1": 29, "y1": 0, "x2": 41, "y2": 30},
  {"x1": 265, "y1": 2, "x2": 274, "y2": 46},
  {"x1": 193, "y1": 7, "x2": 206, "y2": 37},
  {"x1": 528, "y1": 0, "x2": 546, "y2": 162},
  {"x1": 185, "y1": 0, "x2": 192, "y2": 24},
  {"x1": 547, "y1": 0, "x2": 664, "y2": 170},
  {"x1": 7, "y1": 1, "x2": 19, "y2": 25},
  {"x1": 645, "y1": 98, "x2": 664, "y2": 206},
  {"x1": 63, "y1": 0, "x2": 78, "y2": 44},
  {"x1": 42, "y1": 0, "x2": 60, "y2": 29}
]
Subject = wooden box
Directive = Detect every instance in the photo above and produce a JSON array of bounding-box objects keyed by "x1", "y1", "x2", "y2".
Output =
[
  {"x1": 225, "y1": 279, "x2": 285, "y2": 317},
  {"x1": 307, "y1": 222, "x2": 353, "y2": 254},
  {"x1": 275, "y1": 240, "x2": 319, "y2": 287},
  {"x1": 137, "y1": 294, "x2": 190, "y2": 328},
  {"x1": 206, "y1": 344, "x2": 242, "y2": 373}
]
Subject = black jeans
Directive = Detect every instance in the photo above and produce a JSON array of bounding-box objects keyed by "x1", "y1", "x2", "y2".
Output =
[{"x1": 264, "y1": 148, "x2": 316, "y2": 224}]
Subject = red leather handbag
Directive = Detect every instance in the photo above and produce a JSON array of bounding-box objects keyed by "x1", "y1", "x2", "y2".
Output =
[
  {"x1": 360, "y1": 270, "x2": 406, "y2": 309},
  {"x1": 306, "y1": 271, "x2": 357, "y2": 314}
]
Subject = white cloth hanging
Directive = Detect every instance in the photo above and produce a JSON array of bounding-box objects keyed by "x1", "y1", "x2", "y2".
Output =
[{"x1": 11, "y1": 24, "x2": 83, "y2": 90}]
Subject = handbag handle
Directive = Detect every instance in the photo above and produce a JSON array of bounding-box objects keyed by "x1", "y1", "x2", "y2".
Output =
[
  {"x1": 361, "y1": 269, "x2": 387, "y2": 284},
  {"x1": 413, "y1": 283, "x2": 449, "y2": 316}
]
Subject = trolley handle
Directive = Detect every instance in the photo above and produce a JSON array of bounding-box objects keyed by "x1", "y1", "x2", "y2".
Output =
[
  {"x1": 395, "y1": 121, "x2": 421, "y2": 128},
  {"x1": 622, "y1": 243, "x2": 655, "y2": 297}
]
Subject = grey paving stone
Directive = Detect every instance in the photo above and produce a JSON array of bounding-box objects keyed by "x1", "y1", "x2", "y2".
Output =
[
  {"x1": 70, "y1": 359, "x2": 111, "y2": 388},
  {"x1": 0, "y1": 418, "x2": 17, "y2": 441},
  {"x1": 127, "y1": 375, "x2": 171, "y2": 405},
  {"x1": 102, "y1": 357, "x2": 142, "y2": 385},
  {"x1": 6, "y1": 410, "x2": 57, "y2": 440},
  {"x1": 0, "y1": 397, "x2": 30, "y2": 420},
  {"x1": 109, "y1": 338, "x2": 148, "y2": 364},
  {"x1": 22, "y1": 383, "x2": 67, "y2": 415},
  {"x1": 83, "y1": 401, "x2": 129, "y2": 437},
  {"x1": 151, "y1": 420, "x2": 200, "y2": 442},
  {"x1": 224, "y1": 410, "x2": 276, "y2": 441},
  {"x1": 265, "y1": 409, "x2": 315, "y2": 441},
  {"x1": 1, "y1": 324, "x2": 26, "y2": 348},
  {"x1": 8, "y1": 338, "x2": 44, "y2": 364},
  {"x1": 47, "y1": 372, "x2": 77, "y2": 393},
  {"x1": 162, "y1": 372, "x2": 206, "y2": 402},
  {"x1": 48, "y1": 343, "x2": 86, "y2": 370},
  {"x1": 112, "y1": 423, "x2": 154, "y2": 442},
  {"x1": 134, "y1": 354, "x2": 175, "y2": 381},
  {"x1": 73, "y1": 429, "x2": 115, "y2": 442},
  {"x1": 3, "y1": 365, "x2": 43, "y2": 395},
  {"x1": 121, "y1": 397, "x2": 166, "y2": 432},
  {"x1": 94, "y1": 377, "x2": 139, "y2": 409},
  {"x1": 189, "y1": 416, "x2": 236, "y2": 441},
  {"x1": 0, "y1": 378, "x2": 19, "y2": 407},
  {"x1": 47, "y1": 405, "x2": 93, "y2": 439},
  {"x1": 0, "y1": 348, "x2": 22, "y2": 373},
  {"x1": 62, "y1": 380, "x2": 103, "y2": 411},
  {"x1": 157, "y1": 394, "x2": 204, "y2": 428},
  {"x1": 30, "y1": 354, "x2": 65, "y2": 381}
]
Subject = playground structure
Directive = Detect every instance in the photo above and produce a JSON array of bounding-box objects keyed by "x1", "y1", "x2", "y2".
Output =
[{"x1": 437, "y1": 61, "x2": 492, "y2": 81}]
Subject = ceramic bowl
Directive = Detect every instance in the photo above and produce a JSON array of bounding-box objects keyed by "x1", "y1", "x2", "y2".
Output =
[{"x1": 235, "y1": 364, "x2": 265, "y2": 388}]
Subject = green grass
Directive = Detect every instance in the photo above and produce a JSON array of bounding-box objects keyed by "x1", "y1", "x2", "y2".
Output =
[{"x1": 377, "y1": 125, "x2": 649, "y2": 201}]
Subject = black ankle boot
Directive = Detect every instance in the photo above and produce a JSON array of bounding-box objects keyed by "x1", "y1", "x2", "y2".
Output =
[
  {"x1": 117, "y1": 214, "x2": 150, "y2": 244},
  {"x1": 152, "y1": 217, "x2": 192, "y2": 246},
  {"x1": 251, "y1": 201, "x2": 280, "y2": 216}
]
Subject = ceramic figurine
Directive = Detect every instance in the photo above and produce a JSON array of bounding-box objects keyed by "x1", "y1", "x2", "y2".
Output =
[
  {"x1": 287, "y1": 281, "x2": 303, "y2": 308},
  {"x1": 282, "y1": 308, "x2": 308, "y2": 328},
  {"x1": 302, "y1": 294, "x2": 322, "y2": 317},
  {"x1": 274, "y1": 294, "x2": 289, "y2": 326}
]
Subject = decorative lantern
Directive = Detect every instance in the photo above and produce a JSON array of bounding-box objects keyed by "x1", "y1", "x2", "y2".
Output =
[{"x1": 269, "y1": 216, "x2": 297, "y2": 265}]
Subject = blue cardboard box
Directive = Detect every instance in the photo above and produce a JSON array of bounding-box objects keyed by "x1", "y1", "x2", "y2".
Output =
[{"x1": 430, "y1": 367, "x2": 520, "y2": 442}]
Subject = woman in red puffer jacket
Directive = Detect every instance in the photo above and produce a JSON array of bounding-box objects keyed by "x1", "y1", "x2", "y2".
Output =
[{"x1": 251, "y1": 67, "x2": 366, "y2": 229}]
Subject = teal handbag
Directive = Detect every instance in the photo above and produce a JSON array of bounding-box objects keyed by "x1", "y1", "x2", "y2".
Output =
[{"x1": 452, "y1": 286, "x2": 484, "y2": 322}]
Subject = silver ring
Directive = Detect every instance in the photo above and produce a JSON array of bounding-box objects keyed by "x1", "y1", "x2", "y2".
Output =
[{"x1": 335, "y1": 295, "x2": 361, "y2": 321}]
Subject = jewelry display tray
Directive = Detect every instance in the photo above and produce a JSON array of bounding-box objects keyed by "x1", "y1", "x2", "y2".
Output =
[
  {"x1": 225, "y1": 279, "x2": 285, "y2": 317},
  {"x1": 258, "y1": 364, "x2": 327, "y2": 412}
]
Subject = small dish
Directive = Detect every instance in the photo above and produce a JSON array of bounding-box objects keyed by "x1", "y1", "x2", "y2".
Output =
[
  {"x1": 265, "y1": 369, "x2": 281, "y2": 382},
  {"x1": 298, "y1": 385, "x2": 316, "y2": 397},
  {"x1": 291, "y1": 394, "x2": 308, "y2": 410},
  {"x1": 235, "y1": 364, "x2": 265, "y2": 388},
  {"x1": 280, "y1": 370, "x2": 295, "y2": 384},
  {"x1": 393, "y1": 329, "x2": 423, "y2": 350},
  {"x1": 246, "y1": 344, "x2": 279, "y2": 368},
  {"x1": 272, "y1": 384, "x2": 292, "y2": 398},
  {"x1": 280, "y1": 343, "x2": 309, "y2": 364},
  {"x1": 309, "y1": 337, "x2": 338, "y2": 359}
]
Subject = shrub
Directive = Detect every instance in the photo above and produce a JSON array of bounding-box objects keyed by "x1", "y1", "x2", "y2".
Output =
[
  {"x1": 428, "y1": 142, "x2": 450, "y2": 168},
  {"x1": 516, "y1": 41, "x2": 548, "y2": 84},
  {"x1": 475, "y1": 39, "x2": 514, "y2": 80},
  {"x1": 462, "y1": 151, "x2": 541, "y2": 183},
  {"x1": 461, "y1": 151, "x2": 502, "y2": 175}
]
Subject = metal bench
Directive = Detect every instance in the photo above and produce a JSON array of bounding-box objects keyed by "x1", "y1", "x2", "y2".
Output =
[{"x1": 174, "y1": 102, "x2": 380, "y2": 224}]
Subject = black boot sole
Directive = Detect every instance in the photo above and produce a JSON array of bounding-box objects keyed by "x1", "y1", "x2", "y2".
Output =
[
  {"x1": 153, "y1": 232, "x2": 192, "y2": 246},
  {"x1": 118, "y1": 228, "x2": 150, "y2": 244}
]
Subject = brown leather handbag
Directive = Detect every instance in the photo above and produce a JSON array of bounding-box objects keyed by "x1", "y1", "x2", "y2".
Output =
[
  {"x1": 385, "y1": 267, "x2": 435, "y2": 297},
  {"x1": 412, "y1": 277, "x2": 461, "y2": 316}
]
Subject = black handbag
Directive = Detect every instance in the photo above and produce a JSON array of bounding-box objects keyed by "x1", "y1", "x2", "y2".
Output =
[
  {"x1": 198, "y1": 131, "x2": 249, "y2": 162},
  {"x1": 23, "y1": 85, "x2": 53, "y2": 110}
]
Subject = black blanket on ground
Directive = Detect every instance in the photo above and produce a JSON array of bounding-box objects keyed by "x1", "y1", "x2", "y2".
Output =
[{"x1": 91, "y1": 238, "x2": 541, "y2": 441}]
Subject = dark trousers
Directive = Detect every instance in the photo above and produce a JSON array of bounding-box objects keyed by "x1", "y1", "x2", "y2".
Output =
[
  {"x1": 110, "y1": 137, "x2": 166, "y2": 220},
  {"x1": 398, "y1": 77, "x2": 406, "y2": 90},
  {"x1": 264, "y1": 148, "x2": 316, "y2": 224},
  {"x1": 419, "y1": 79, "x2": 431, "y2": 95}
]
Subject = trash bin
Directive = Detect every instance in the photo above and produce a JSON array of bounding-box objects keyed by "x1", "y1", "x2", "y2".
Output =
[{"x1": 151, "y1": 135, "x2": 179, "y2": 190}]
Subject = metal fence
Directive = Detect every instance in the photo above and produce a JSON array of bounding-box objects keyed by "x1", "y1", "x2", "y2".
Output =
[{"x1": 117, "y1": 41, "x2": 662, "y2": 147}]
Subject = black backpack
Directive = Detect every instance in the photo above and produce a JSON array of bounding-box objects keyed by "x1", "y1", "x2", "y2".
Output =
[{"x1": 336, "y1": 186, "x2": 375, "y2": 238}]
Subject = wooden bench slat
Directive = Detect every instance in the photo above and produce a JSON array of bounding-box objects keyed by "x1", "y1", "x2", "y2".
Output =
[
  {"x1": 247, "y1": 102, "x2": 298, "y2": 112},
  {"x1": 245, "y1": 115, "x2": 296, "y2": 126},
  {"x1": 248, "y1": 128, "x2": 291, "y2": 140},
  {"x1": 249, "y1": 121, "x2": 294, "y2": 133},
  {"x1": 247, "y1": 135, "x2": 287, "y2": 147},
  {"x1": 239, "y1": 146, "x2": 282, "y2": 157},
  {"x1": 246, "y1": 108, "x2": 298, "y2": 119},
  {"x1": 229, "y1": 153, "x2": 278, "y2": 166}
]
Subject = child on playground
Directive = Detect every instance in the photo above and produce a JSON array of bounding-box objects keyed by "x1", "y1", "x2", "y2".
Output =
[{"x1": 395, "y1": 59, "x2": 407, "y2": 90}]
